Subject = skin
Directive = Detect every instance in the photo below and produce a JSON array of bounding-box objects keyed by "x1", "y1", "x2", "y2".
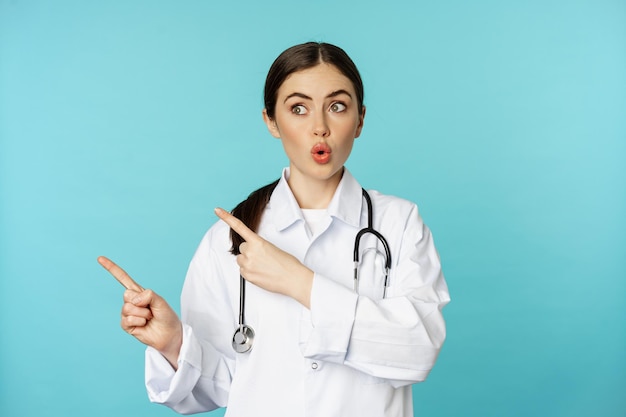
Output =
[
  {"x1": 97, "y1": 256, "x2": 182, "y2": 368},
  {"x1": 98, "y1": 63, "x2": 366, "y2": 369},
  {"x1": 263, "y1": 63, "x2": 365, "y2": 209}
]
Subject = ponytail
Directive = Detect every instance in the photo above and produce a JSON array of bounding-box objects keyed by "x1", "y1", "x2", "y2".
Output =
[{"x1": 229, "y1": 179, "x2": 280, "y2": 255}]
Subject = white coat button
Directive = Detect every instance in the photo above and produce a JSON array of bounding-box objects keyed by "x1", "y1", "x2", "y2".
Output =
[{"x1": 311, "y1": 362, "x2": 319, "y2": 370}]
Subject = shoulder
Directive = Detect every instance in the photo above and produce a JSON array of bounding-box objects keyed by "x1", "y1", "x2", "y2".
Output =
[
  {"x1": 363, "y1": 189, "x2": 429, "y2": 243},
  {"x1": 193, "y1": 219, "x2": 233, "y2": 260},
  {"x1": 365, "y1": 189, "x2": 419, "y2": 219},
  {"x1": 364, "y1": 190, "x2": 437, "y2": 261}
]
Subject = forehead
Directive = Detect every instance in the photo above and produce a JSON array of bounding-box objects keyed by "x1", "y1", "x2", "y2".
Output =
[{"x1": 278, "y1": 63, "x2": 356, "y2": 97}]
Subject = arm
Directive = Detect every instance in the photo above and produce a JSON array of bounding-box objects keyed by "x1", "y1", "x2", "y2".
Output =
[
  {"x1": 144, "y1": 229, "x2": 237, "y2": 413},
  {"x1": 215, "y1": 203, "x2": 449, "y2": 387},
  {"x1": 300, "y1": 204, "x2": 450, "y2": 387},
  {"x1": 97, "y1": 254, "x2": 229, "y2": 413}
]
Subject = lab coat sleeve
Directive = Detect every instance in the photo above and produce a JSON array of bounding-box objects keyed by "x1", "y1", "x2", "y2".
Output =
[
  {"x1": 144, "y1": 228, "x2": 236, "y2": 414},
  {"x1": 300, "y1": 204, "x2": 450, "y2": 388}
]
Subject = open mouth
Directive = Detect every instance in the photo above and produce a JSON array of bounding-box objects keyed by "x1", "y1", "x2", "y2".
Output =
[{"x1": 311, "y1": 143, "x2": 332, "y2": 164}]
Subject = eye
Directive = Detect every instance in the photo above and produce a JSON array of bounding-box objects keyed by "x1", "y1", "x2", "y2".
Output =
[
  {"x1": 329, "y1": 102, "x2": 347, "y2": 113},
  {"x1": 291, "y1": 105, "x2": 308, "y2": 115}
]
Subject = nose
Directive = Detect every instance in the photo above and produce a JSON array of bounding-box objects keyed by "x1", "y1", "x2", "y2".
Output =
[{"x1": 313, "y1": 112, "x2": 330, "y2": 137}]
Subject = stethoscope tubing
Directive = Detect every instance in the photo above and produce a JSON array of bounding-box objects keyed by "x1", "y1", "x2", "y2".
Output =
[{"x1": 232, "y1": 188, "x2": 391, "y2": 353}]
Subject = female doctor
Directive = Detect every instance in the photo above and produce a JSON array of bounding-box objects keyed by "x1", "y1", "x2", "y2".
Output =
[{"x1": 98, "y1": 42, "x2": 450, "y2": 417}]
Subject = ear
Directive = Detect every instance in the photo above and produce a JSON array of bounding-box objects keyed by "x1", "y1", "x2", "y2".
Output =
[
  {"x1": 262, "y1": 109, "x2": 281, "y2": 139},
  {"x1": 354, "y1": 106, "x2": 366, "y2": 139}
]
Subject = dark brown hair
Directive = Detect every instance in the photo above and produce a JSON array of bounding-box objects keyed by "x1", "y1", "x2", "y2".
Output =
[
  {"x1": 229, "y1": 42, "x2": 364, "y2": 254},
  {"x1": 264, "y1": 42, "x2": 364, "y2": 119}
]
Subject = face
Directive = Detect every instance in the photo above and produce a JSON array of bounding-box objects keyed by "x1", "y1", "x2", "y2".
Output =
[{"x1": 263, "y1": 63, "x2": 365, "y2": 190}]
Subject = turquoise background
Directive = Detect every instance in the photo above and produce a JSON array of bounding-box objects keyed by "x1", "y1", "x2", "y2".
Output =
[{"x1": 1, "y1": 1, "x2": 624, "y2": 416}]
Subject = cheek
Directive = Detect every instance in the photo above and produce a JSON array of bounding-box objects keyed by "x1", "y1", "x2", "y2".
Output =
[
  {"x1": 342, "y1": 140, "x2": 356, "y2": 156},
  {"x1": 279, "y1": 135, "x2": 305, "y2": 160},
  {"x1": 333, "y1": 137, "x2": 355, "y2": 160},
  {"x1": 273, "y1": 115, "x2": 304, "y2": 139},
  {"x1": 337, "y1": 119, "x2": 362, "y2": 142}
]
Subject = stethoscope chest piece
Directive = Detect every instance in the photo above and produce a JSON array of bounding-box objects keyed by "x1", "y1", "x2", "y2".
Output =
[{"x1": 232, "y1": 325, "x2": 255, "y2": 353}]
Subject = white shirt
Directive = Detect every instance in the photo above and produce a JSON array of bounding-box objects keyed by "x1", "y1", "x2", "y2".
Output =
[
  {"x1": 145, "y1": 168, "x2": 450, "y2": 417},
  {"x1": 300, "y1": 208, "x2": 329, "y2": 237}
]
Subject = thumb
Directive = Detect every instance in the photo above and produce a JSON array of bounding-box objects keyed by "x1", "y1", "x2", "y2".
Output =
[
  {"x1": 130, "y1": 289, "x2": 176, "y2": 319},
  {"x1": 129, "y1": 289, "x2": 161, "y2": 308}
]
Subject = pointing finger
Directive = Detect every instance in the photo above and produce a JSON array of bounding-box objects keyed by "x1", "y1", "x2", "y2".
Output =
[
  {"x1": 215, "y1": 207, "x2": 259, "y2": 242},
  {"x1": 97, "y1": 256, "x2": 144, "y2": 292}
]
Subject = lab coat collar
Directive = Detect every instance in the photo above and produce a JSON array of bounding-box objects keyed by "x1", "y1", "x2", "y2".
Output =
[{"x1": 268, "y1": 167, "x2": 364, "y2": 232}]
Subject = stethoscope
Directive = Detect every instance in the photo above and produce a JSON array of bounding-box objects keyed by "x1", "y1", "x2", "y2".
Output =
[{"x1": 232, "y1": 188, "x2": 392, "y2": 354}]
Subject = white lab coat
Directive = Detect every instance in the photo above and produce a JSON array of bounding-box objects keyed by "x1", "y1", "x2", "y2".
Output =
[{"x1": 145, "y1": 168, "x2": 450, "y2": 417}]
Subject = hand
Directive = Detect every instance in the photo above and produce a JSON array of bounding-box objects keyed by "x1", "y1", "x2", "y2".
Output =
[
  {"x1": 97, "y1": 256, "x2": 183, "y2": 369},
  {"x1": 215, "y1": 207, "x2": 314, "y2": 308}
]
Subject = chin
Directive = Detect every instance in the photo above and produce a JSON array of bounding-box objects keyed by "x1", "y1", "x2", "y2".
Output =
[{"x1": 311, "y1": 164, "x2": 343, "y2": 181}]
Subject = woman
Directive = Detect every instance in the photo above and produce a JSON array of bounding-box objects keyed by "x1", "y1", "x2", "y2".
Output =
[{"x1": 99, "y1": 42, "x2": 450, "y2": 416}]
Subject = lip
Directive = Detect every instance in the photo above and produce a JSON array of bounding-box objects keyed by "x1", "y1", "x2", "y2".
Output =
[{"x1": 311, "y1": 143, "x2": 332, "y2": 164}]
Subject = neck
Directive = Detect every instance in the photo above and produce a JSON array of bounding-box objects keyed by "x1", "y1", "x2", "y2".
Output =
[{"x1": 287, "y1": 168, "x2": 344, "y2": 209}]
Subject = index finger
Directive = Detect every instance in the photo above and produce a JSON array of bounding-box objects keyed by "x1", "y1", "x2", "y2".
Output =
[
  {"x1": 214, "y1": 207, "x2": 259, "y2": 242},
  {"x1": 97, "y1": 256, "x2": 144, "y2": 292}
]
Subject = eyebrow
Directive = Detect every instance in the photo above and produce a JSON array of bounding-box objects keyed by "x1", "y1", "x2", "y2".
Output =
[{"x1": 283, "y1": 89, "x2": 353, "y2": 103}]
